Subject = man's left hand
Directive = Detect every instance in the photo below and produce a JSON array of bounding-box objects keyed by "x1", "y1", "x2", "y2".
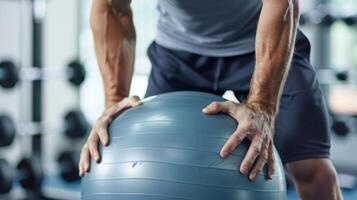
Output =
[{"x1": 202, "y1": 101, "x2": 276, "y2": 181}]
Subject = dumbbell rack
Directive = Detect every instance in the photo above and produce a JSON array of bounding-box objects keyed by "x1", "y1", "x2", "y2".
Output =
[{"x1": 0, "y1": 1, "x2": 88, "y2": 199}]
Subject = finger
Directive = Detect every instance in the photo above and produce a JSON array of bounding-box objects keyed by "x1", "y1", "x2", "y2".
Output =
[
  {"x1": 220, "y1": 126, "x2": 247, "y2": 158},
  {"x1": 202, "y1": 101, "x2": 236, "y2": 116},
  {"x1": 110, "y1": 96, "x2": 142, "y2": 117},
  {"x1": 128, "y1": 95, "x2": 142, "y2": 106},
  {"x1": 267, "y1": 141, "x2": 275, "y2": 179},
  {"x1": 88, "y1": 133, "x2": 100, "y2": 163},
  {"x1": 96, "y1": 115, "x2": 111, "y2": 146},
  {"x1": 249, "y1": 143, "x2": 269, "y2": 181},
  {"x1": 97, "y1": 124, "x2": 110, "y2": 146},
  {"x1": 79, "y1": 145, "x2": 90, "y2": 176},
  {"x1": 240, "y1": 136, "x2": 263, "y2": 175}
]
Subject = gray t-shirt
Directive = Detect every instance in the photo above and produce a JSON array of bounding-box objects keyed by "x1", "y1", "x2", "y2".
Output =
[{"x1": 155, "y1": 0, "x2": 262, "y2": 57}]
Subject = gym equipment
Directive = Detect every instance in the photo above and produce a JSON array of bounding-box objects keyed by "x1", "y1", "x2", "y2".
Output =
[
  {"x1": 343, "y1": 14, "x2": 357, "y2": 26},
  {"x1": 0, "y1": 157, "x2": 42, "y2": 194},
  {"x1": 331, "y1": 114, "x2": 357, "y2": 138},
  {"x1": 335, "y1": 71, "x2": 349, "y2": 82},
  {"x1": 332, "y1": 119, "x2": 350, "y2": 137},
  {"x1": 300, "y1": 6, "x2": 357, "y2": 27},
  {"x1": 300, "y1": 8, "x2": 337, "y2": 27},
  {"x1": 0, "y1": 59, "x2": 86, "y2": 89},
  {"x1": 64, "y1": 110, "x2": 90, "y2": 139},
  {"x1": 0, "y1": 109, "x2": 89, "y2": 147},
  {"x1": 0, "y1": 115, "x2": 16, "y2": 147},
  {"x1": 57, "y1": 151, "x2": 80, "y2": 182},
  {"x1": 317, "y1": 69, "x2": 351, "y2": 85},
  {"x1": 81, "y1": 91, "x2": 286, "y2": 200},
  {"x1": 0, "y1": 61, "x2": 18, "y2": 88}
]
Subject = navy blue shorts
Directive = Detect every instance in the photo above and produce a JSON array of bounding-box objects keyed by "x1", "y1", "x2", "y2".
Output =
[{"x1": 145, "y1": 32, "x2": 331, "y2": 164}]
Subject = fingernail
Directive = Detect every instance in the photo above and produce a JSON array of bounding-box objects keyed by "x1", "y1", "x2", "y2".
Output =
[
  {"x1": 241, "y1": 166, "x2": 248, "y2": 174},
  {"x1": 249, "y1": 173, "x2": 256, "y2": 180},
  {"x1": 220, "y1": 151, "x2": 229, "y2": 158},
  {"x1": 202, "y1": 108, "x2": 208, "y2": 112}
]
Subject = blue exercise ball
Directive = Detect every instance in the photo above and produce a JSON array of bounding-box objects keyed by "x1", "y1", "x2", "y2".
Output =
[{"x1": 81, "y1": 91, "x2": 286, "y2": 200}]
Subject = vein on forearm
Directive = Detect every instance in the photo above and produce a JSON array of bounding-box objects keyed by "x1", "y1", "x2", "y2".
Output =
[
  {"x1": 248, "y1": 0, "x2": 299, "y2": 115},
  {"x1": 91, "y1": 1, "x2": 136, "y2": 107}
]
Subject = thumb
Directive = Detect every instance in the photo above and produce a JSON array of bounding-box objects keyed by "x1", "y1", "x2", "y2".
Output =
[{"x1": 202, "y1": 101, "x2": 237, "y2": 115}]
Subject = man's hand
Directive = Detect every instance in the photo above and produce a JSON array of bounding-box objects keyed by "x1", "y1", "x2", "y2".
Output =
[
  {"x1": 203, "y1": 101, "x2": 275, "y2": 181},
  {"x1": 79, "y1": 96, "x2": 142, "y2": 176}
]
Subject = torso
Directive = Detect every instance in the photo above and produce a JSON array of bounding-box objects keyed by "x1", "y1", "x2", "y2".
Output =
[{"x1": 155, "y1": 0, "x2": 262, "y2": 56}]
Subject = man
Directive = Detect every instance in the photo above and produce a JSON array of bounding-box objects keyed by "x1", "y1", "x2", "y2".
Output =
[{"x1": 79, "y1": 0, "x2": 343, "y2": 199}]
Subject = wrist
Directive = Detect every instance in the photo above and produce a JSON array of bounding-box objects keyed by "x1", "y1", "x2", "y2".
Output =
[
  {"x1": 246, "y1": 99, "x2": 277, "y2": 117},
  {"x1": 105, "y1": 95, "x2": 126, "y2": 108}
]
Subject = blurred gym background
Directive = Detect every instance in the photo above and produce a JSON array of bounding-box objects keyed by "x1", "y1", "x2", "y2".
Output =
[{"x1": 0, "y1": 0, "x2": 356, "y2": 199}]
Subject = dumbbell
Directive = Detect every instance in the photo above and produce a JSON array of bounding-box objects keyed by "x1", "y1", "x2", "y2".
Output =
[
  {"x1": 316, "y1": 69, "x2": 351, "y2": 85},
  {"x1": 335, "y1": 71, "x2": 349, "y2": 82},
  {"x1": 0, "y1": 109, "x2": 90, "y2": 147},
  {"x1": 342, "y1": 14, "x2": 357, "y2": 26},
  {"x1": 331, "y1": 114, "x2": 351, "y2": 137},
  {"x1": 57, "y1": 151, "x2": 80, "y2": 182},
  {"x1": 0, "y1": 115, "x2": 16, "y2": 147},
  {"x1": 19, "y1": 109, "x2": 90, "y2": 138},
  {"x1": 319, "y1": 10, "x2": 337, "y2": 27},
  {"x1": 21, "y1": 109, "x2": 90, "y2": 138},
  {"x1": 300, "y1": 6, "x2": 338, "y2": 27},
  {"x1": 0, "y1": 59, "x2": 86, "y2": 89},
  {"x1": 332, "y1": 120, "x2": 350, "y2": 137},
  {"x1": 0, "y1": 158, "x2": 42, "y2": 194}
]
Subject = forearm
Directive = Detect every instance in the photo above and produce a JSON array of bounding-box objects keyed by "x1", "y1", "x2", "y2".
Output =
[
  {"x1": 91, "y1": 0, "x2": 136, "y2": 107},
  {"x1": 247, "y1": 0, "x2": 299, "y2": 115}
]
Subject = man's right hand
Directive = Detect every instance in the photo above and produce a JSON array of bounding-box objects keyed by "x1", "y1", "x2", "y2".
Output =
[{"x1": 79, "y1": 95, "x2": 142, "y2": 176}]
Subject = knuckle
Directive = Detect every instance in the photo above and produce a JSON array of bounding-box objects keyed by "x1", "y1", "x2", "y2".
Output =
[
  {"x1": 256, "y1": 136, "x2": 264, "y2": 145},
  {"x1": 95, "y1": 118, "x2": 103, "y2": 128},
  {"x1": 97, "y1": 126, "x2": 105, "y2": 135},
  {"x1": 130, "y1": 95, "x2": 140, "y2": 101},
  {"x1": 245, "y1": 122, "x2": 255, "y2": 131},
  {"x1": 211, "y1": 102, "x2": 220, "y2": 109},
  {"x1": 263, "y1": 143, "x2": 269, "y2": 151},
  {"x1": 87, "y1": 136, "x2": 95, "y2": 144},
  {"x1": 233, "y1": 132, "x2": 244, "y2": 141},
  {"x1": 99, "y1": 129, "x2": 108, "y2": 138},
  {"x1": 81, "y1": 146, "x2": 89, "y2": 153},
  {"x1": 88, "y1": 142, "x2": 97, "y2": 152},
  {"x1": 253, "y1": 146, "x2": 261, "y2": 154},
  {"x1": 262, "y1": 153, "x2": 268, "y2": 161}
]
